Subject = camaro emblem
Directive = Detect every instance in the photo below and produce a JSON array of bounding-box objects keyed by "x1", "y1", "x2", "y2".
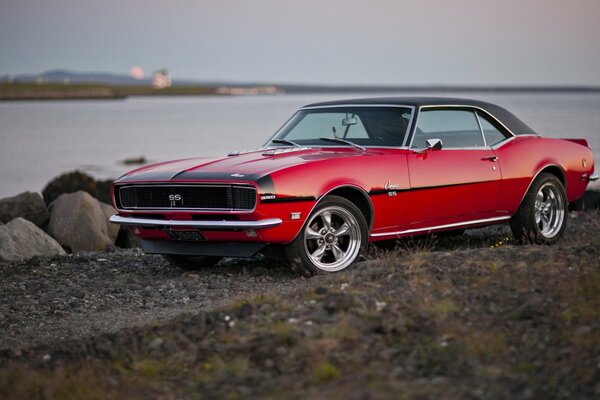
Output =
[
  {"x1": 169, "y1": 194, "x2": 182, "y2": 207},
  {"x1": 231, "y1": 173, "x2": 245, "y2": 178},
  {"x1": 384, "y1": 180, "x2": 399, "y2": 190}
]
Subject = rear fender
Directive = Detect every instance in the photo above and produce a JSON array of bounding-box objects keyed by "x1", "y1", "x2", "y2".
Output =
[{"x1": 560, "y1": 138, "x2": 590, "y2": 148}]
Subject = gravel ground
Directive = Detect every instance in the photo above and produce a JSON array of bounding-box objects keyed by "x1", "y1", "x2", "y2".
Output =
[
  {"x1": 0, "y1": 212, "x2": 596, "y2": 355},
  {"x1": 1, "y1": 214, "x2": 599, "y2": 399},
  {"x1": 0, "y1": 250, "x2": 302, "y2": 352}
]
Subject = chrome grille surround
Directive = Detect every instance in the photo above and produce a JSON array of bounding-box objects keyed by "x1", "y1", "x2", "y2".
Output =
[{"x1": 115, "y1": 184, "x2": 257, "y2": 211}]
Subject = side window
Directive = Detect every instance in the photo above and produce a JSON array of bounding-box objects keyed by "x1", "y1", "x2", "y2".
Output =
[
  {"x1": 477, "y1": 112, "x2": 509, "y2": 146},
  {"x1": 412, "y1": 110, "x2": 484, "y2": 149}
]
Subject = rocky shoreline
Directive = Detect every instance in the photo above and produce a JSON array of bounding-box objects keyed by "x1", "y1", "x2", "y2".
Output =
[
  {"x1": 0, "y1": 170, "x2": 599, "y2": 398},
  {"x1": 0, "y1": 171, "x2": 132, "y2": 262}
]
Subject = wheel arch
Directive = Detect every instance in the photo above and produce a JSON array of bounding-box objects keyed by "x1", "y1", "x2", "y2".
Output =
[
  {"x1": 324, "y1": 185, "x2": 374, "y2": 230},
  {"x1": 538, "y1": 164, "x2": 566, "y2": 187},
  {"x1": 516, "y1": 163, "x2": 567, "y2": 210},
  {"x1": 290, "y1": 184, "x2": 374, "y2": 242}
]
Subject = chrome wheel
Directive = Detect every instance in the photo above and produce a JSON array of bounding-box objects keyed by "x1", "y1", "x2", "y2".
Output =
[
  {"x1": 303, "y1": 205, "x2": 361, "y2": 272},
  {"x1": 534, "y1": 182, "x2": 565, "y2": 239}
]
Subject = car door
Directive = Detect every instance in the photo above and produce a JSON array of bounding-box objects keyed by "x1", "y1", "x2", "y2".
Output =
[{"x1": 405, "y1": 108, "x2": 502, "y2": 226}]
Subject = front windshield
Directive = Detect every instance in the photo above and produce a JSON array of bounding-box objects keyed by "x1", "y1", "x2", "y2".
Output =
[{"x1": 268, "y1": 107, "x2": 413, "y2": 147}]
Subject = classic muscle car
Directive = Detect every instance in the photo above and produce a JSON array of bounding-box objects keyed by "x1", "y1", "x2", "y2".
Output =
[{"x1": 110, "y1": 97, "x2": 597, "y2": 275}]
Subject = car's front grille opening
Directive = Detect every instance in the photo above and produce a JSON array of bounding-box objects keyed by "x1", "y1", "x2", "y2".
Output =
[{"x1": 116, "y1": 185, "x2": 257, "y2": 211}]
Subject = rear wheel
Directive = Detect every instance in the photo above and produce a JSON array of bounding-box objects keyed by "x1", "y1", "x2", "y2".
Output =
[
  {"x1": 510, "y1": 173, "x2": 567, "y2": 244},
  {"x1": 162, "y1": 255, "x2": 222, "y2": 270},
  {"x1": 285, "y1": 195, "x2": 368, "y2": 276}
]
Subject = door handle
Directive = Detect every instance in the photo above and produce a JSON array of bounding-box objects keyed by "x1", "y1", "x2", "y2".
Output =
[{"x1": 481, "y1": 156, "x2": 498, "y2": 162}]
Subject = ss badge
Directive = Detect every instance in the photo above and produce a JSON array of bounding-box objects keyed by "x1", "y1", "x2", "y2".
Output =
[{"x1": 169, "y1": 194, "x2": 183, "y2": 206}]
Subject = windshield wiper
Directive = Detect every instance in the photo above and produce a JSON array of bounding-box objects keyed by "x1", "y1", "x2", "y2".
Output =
[
  {"x1": 271, "y1": 138, "x2": 301, "y2": 147},
  {"x1": 318, "y1": 137, "x2": 366, "y2": 152}
]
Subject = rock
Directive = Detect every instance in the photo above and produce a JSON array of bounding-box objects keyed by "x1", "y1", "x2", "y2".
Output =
[
  {"x1": 99, "y1": 202, "x2": 139, "y2": 249},
  {"x1": 47, "y1": 191, "x2": 119, "y2": 253},
  {"x1": 99, "y1": 202, "x2": 116, "y2": 223},
  {"x1": 0, "y1": 191, "x2": 49, "y2": 227},
  {"x1": 121, "y1": 156, "x2": 147, "y2": 165},
  {"x1": 0, "y1": 218, "x2": 66, "y2": 261},
  {"x1": 96, "y1": 179, "x2": 114, "y2": 205},
  {"x1": 42, "y1": 170, "x2": 113, "y2": 205}
]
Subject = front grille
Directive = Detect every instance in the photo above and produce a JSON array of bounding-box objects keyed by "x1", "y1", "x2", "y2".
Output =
[{"x1": 115, "y1": 185, "x2": 256, "y2": 211}]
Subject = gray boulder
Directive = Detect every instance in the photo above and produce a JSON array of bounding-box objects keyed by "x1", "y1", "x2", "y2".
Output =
[
  {"x1": 0, "y1": 191, "x2": 49, "y2": 227},
  {"x1": 47, "y1": 191, "x2": 119, "y2": 253},
  {"x1": 0, "y1": 218, "x2": 66, "y2": 261}
]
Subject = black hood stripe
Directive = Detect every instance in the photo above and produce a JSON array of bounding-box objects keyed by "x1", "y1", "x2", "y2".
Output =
[
  {"x1": 256, "y1": 175, "x2": 275, "y2": 193},
  {"x1": 118, "y1": 171, "x2": 269, "y2": 184}
]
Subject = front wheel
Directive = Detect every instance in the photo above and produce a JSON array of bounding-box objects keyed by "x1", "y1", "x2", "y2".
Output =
[
  {"x1": 510, "y1": 173, "x2": 567, "y2": 244},
  {"x1": 285, "y1": 195, "x2": 368, "y2": 276},
  {"x1": 162, "y1": 254, "x2": 222, "y2": 270}
]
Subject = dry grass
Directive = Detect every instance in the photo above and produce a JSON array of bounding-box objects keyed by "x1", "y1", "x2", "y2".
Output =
[{"x1": 1, "y1": 212, "x2": 599, "y2": 399}]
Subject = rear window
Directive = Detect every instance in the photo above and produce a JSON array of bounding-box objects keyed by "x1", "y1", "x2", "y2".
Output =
[{"x1": 477, "y1": 112, "x2": 509, "y2": 146}]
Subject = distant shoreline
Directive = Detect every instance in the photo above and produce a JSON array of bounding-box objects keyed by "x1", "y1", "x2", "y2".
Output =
[
  {"x1": 2, "y1": 81, "x2": 600, "y2": 101},
  {"x1": 0, "y1": 82, "x2": 220, "y2": 101}
]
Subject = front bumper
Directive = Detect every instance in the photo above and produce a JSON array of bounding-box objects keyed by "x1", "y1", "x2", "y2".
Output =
[
  {"x1": 140, "y1": 239, "x2": 266, "y2": 257},
  {"x1": 109, "y1": 214, "x2": 283, "y2": 230}
]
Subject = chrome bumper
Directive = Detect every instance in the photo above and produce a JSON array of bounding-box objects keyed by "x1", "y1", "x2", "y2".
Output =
[
  {"x1": 109, "y1": 215, "x2": 282, "y2": 230},
  {"x1": 589, "y1": 173, "x2": 599, "y2": 182}
]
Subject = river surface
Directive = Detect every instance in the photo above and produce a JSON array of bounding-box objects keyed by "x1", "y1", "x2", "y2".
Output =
[{"x1": 1, "y1": 92, "x2": 599, "y2": 198}]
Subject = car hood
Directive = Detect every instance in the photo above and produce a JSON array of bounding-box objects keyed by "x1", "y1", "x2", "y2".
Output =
[{"x1": 115, "y1": 147, "x2": 365, "y2": 183}]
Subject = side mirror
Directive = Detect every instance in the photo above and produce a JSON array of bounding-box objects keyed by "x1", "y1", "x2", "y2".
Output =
[{"x1": 426, "y1": 138, "x2": 443, "y2": 150}]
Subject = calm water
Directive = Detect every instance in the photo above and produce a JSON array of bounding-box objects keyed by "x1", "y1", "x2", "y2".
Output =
[{"x1": 1, "y1": 92, "x2": 600, "y2": 198}]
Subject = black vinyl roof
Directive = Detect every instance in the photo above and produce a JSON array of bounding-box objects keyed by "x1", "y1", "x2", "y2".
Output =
[{"x1": 302, "y1": 97, "x2": 538, "y2": 136}]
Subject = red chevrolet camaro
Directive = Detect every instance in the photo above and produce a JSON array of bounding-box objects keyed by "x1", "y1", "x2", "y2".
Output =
[{"x1": 110, "y1": 97, "x2": 597, "y2": 275}]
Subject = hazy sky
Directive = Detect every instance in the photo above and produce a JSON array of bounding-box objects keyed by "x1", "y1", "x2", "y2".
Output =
[{"x1": 1, "y1": 0, "x2": 600, "y2": 85}]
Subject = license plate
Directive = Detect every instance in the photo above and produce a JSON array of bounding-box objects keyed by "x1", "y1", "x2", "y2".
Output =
[{"x1": 166, "y1": 230, "x2": 206, "y2": 241}]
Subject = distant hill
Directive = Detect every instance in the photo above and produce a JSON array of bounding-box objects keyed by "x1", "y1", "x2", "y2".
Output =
[{"x1": 2, "y1": 69, "x2": 154, "y2": 86}]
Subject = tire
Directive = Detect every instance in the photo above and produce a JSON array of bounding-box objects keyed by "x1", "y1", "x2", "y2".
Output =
[
  {"x1": 285, "y1": 195, "x2": 368, "y2": 276},
  {"x1": 510, "y1": 173, "x2": 567, "y2": 244},
  {"x1": 162, "y1": 254, "x2": 222, "y2": 270}
]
